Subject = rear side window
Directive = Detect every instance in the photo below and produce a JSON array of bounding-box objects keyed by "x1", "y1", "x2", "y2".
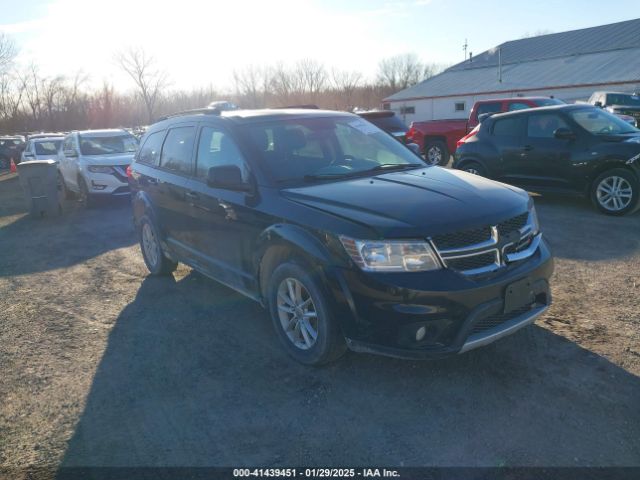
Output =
[
  {"x1": 160, "y1": 127, "x2": 196, "y2": 175},
  {"x1": 137, "y1": 131, "x2": 165, "y2": 166},
  {"x1": 507, "y1": 102, "x2": 531, "y2": 112},
  {"x1": 492, "y1": 117, "x2": 524, "y2": 137},
  {"x1": 476, "y1": 102, "x2": 502, "y2": 117},
  {"x1": 196, "y1": 127, "x2": 249, "y2": 181},
  {"x1": 527, "y1": 114, "x2": 569, "y2": 138}
]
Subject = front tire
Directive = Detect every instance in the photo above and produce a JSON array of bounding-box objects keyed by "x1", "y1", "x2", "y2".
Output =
[
  {"x1": 268, "y1": 260, "x2": 346, "y2": 365},
  {"x1": 78, "y1": 176, "x2": 96, "y2": 208},
  {"x1": 424, "y1": 140, "x2": 448, "y2": 166},
  {"x1": 590, "y1": 168, "x2": 639, "y2": 216},
  {"x1": 139, "y1": 215, "x2": 178, "y2": 276}
]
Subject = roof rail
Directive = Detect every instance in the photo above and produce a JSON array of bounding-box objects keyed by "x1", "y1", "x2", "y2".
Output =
[
  {"x1": 275, "y1": 104, "x2": 319, "y2": 110},
  {"x1": 156, "y1": 107, "x2": 221, "y2": 122}
]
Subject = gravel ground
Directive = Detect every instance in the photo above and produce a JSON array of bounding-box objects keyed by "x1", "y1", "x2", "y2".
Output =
[{"x1": 0, "y1": 171, "x2": 639, "y2": 470}]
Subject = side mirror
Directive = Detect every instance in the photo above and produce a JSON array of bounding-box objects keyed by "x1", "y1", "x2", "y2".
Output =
[
  {"x1": 406, "y1": 143, "x2": 421, "y2": 156},
  {"x1": 478, "y1": 112, "x2": 493, "y2": 123},
  {"x1": 207, "y1": 165, "x2": 251, "y2": 192},
  {"x1": 594, "y1": 101, "x2": 603, "y2": 108},
  {"x1": 553, "y1": 127, "x2": 576, "y2": 140},
  {"x1": 65, "y1": 149, "x2": 78, "y2": 158}
]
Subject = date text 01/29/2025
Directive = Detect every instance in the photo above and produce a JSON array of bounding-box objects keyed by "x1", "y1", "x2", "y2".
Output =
[{"x1": 232, "y1": 468, "x2": 401, "y2": 478}]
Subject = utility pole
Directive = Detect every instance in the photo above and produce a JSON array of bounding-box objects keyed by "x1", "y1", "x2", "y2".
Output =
[
  {"x1": 463, "y1": 39, "x2": 468, "y2": 61},
  {"x1": 498, "y1": 47, "x2": 502, "y2": 82}
]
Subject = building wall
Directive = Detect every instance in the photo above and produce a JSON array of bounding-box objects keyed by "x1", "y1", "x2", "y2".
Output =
[{"x1": 386, "y1": 82, "x2": 640, "y2": 125}]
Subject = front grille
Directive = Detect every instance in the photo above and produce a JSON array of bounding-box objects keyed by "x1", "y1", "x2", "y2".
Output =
[
  {"x1": 431, "y1": 211, "x2": 534, "y2": 275},
  {"x1": 471, "y1": 304, "x2": 534, "y2": 335},
  {"x1": 432, "y1": 226, "x2": 491, "y2": 250},
  {"x1": 497, "y1": 212, "x2": 529, "y2": 236},
  {"x1": 445, "y1": 251, "x2": 497, "y2": 272}
]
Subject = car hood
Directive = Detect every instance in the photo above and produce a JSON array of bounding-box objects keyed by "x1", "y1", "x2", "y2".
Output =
[
  {"x1": 81, "y1": 153, "x2": 134, "y2": 165},
  {"x1": 281, "y1": 167, "x2": 530, "y2": 238}
]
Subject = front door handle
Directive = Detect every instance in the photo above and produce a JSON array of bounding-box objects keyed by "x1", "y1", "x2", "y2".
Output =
[
  {"x1": 522, "y1": 145, "x2": 533, "y2": 151},
  {"x1": 185, "y1": 191, "x2": 199, "y2": 201}
]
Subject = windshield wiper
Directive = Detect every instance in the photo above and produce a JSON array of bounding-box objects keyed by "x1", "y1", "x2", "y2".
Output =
[
  {"x1": 303, "y1": 172, "x2": 352, "y2": 181},
  {"x1": 366, "y1": 163, "x2": 424, "y2": 173}
]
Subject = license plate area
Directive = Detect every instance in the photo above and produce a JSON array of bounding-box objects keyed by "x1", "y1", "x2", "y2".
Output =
[{"x1": 503, "y1": 277, "x2": 535, "y2": 313}]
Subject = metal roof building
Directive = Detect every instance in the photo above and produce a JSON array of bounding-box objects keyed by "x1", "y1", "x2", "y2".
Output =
[{"x1": 384, "y1": 18, "x2": 640, "y2": 122}]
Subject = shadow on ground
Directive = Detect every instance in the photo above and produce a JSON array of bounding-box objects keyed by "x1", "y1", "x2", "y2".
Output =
[
  {"x1": 532, "y1": 194, "x2": 640, "y2": 261},
  {"x1": 0, "y1": 194, "x2": 135, "y2": 277},
  {"x1": 59, "y1": 272, "x2": 640, "y2": 468}
]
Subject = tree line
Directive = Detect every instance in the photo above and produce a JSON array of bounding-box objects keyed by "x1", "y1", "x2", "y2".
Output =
[{"x1": 0, "y1": 36, "x2": 445, "y2": 134}]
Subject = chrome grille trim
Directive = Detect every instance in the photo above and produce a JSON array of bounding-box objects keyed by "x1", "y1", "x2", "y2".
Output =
[{"x1": 430, "y1": 212, "x2": 540, "y2": 276}]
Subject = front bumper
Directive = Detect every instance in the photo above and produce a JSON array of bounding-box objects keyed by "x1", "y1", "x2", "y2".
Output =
[
  {"x1": 84, "y1": 167, "x2": 130, "y2": 196},
  {"x1": 329, "y1": 237, "x2": 553, "y2": 359}
]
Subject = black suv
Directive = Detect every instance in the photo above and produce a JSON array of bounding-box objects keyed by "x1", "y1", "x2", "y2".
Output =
[
  {"x1": 130, "y1": 108, "x2": 553, "y2": 365},
  {"x1": 454, "y1": 105, "x2": 640, "y2": 215}
]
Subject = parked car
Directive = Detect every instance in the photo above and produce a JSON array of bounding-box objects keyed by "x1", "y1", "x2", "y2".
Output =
[
  {"x1": 356, "y1": 110, "x2": 409, "y2": 143},
  {"x1": 586, "y1": 91, "x2": 640, "y2": 126},
  {"x1": 57, "y1": 129, "x2": 138, "y2": 205},
  {"x1": 130, "y1": 108, "x2": 553, "y2": 365},
  {"x1": 0, "y1": 136, "x2": 26, "y2": 168},
  {"x1": 21, "y1": 136, "x2": 64, "y2": 163},
  {"x1": 453, "y1": 105, "x2": 640, "y2": 215},
  {"x1": 407, "y1": 97, "x2": 565, "y2": 166}
]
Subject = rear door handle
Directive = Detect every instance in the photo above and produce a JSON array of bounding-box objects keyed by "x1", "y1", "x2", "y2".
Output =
[
  {"x1": 185, "y1": 191, "x2": 199, "y2": 201},
  {"x1": 522, "y1": 145, "x2": 533, "y2": 151}
]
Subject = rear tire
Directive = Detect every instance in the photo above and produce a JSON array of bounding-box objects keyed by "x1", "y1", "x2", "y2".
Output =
[
  {"x1": 139, "y1": 215, "x2": 178, "y2": 276},
  {"x1": 424, "y1": 140, "x2": 448, "y2": 166},
  {"x1": 590, "y1": 168, "x2": 639, "y2": 216},
  {"x1": 460, "y1": 160, "x2": 487, "y2": 177},
  {"x1": 267, "y1": 259, "x2": 347, "y2": 366}
]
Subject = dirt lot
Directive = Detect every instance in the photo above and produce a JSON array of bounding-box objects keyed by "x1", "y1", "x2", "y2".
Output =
[{"x1": 0, "y1": 170, "x2": 639, "y2": 469}]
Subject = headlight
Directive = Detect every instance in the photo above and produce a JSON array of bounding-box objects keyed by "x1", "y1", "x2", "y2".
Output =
[
  {"x1": 88, "y1": 165, "x2": 113, "y2": 173},
  {"x1": 339, "y1": 236, "x2": 441, "y2": 272},
  {"x1": 527, "y1": 198, "x2": 540, "y2": 234}
]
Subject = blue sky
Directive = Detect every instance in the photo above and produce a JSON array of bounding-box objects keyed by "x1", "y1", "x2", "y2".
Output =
[{"x1": 0, "y1": 0, "x2": 638, "y2": 90}]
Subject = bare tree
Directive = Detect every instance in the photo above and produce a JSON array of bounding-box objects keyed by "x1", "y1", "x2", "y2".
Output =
[
  {"x1": 115, "y1": 47, "x2": 170, "y2": 122},
  {"x1": 293, "y1": 59, "x2": 327, "y2": 97},
  {"x1": 0, "y1": 33, "x2": 17, "y2": 74},
  {"x1": 233, "y1": 65, "x2": 270, "y2": 108},
  {"x1": 376, "y1": 53, "x2": 440, "y2": 93}
]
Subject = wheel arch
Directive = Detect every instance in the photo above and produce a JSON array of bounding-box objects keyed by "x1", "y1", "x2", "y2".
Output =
[
  {"x1": 586, "y1": 158, "x2": 639, "y2": 194},
  {"x1": 254, "y1": 224, "x2": 340, "y2": 302}
]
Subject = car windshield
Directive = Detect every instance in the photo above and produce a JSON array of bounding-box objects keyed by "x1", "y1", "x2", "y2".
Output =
[
  {"x1": 35, "y1": 140, "x2": 62, "y2": 155},
  {"x1": 534, "y1": 98, "x2": 565, "y2": 107},
  {"x1": 569, "y1": 108, "x2": 639, "y2": 135},
  {"x1": 79, "y1": 134, "x2": 138, "y2": 155},
  {"x1": 359, "y1": 113, "x2": 408, "y2": 132},
  {"x1": 244, "y1": 116, "x2": 425, "y2": 184},
  {"x1": 606, "y1": 94, "x2": 640, "y2": 107}
]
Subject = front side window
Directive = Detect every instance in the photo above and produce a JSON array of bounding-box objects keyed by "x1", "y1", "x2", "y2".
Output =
[
  {"x1": 63, "y1": 137, "x2": 75, "y2": 152},
  {"x1": 160, "y1": 127, "x2": 196, "y2": 174},
  {"x1": 196, "y1": 127, "x2": 249, "y2": 180},
  {"x1": 34, "y1": 140, "x2": 62, "y2": 155},
  {"x1": 137, "y1": 131, "x2": 165, "y2": 166},
  {"x1": 244, "y1": 116, "x2": 424, "y2": 184},
  {"x1": 79, "y1": 134, "x2": 138, "y2": 155},
  {"x1": 569, "y1": 109, "x2": 638, "y2": 135},
  {"x1": 527, "y1": 114, "x2": 570, "y2": 138}
]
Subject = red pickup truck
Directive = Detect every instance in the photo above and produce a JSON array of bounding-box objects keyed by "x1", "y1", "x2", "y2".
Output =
[{"x1": 406, "y1": 97, "x2": 564, "y2": 165}]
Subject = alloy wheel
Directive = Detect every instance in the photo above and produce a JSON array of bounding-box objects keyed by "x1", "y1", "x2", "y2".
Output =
[
  {"x1": 141, "y1": 222, "x2": 160, "y2": 268},
  {"x1": 596, "y1": 176, "x2": 633, "y2": 212},
  {"x1": 426, "y1": 146, "x2": 442, "y2": 166},
  {"x1": 276, "y1": 277, "x2": 319, "y2": 350}
]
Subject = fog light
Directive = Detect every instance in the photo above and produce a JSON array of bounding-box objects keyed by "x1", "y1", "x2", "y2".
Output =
[
  {"x1": 91, "y1": 181, "x2": 107, "y2": 190},
  {"x1": 415, "y1": 326, "x2": 426, "y2": 341}
]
